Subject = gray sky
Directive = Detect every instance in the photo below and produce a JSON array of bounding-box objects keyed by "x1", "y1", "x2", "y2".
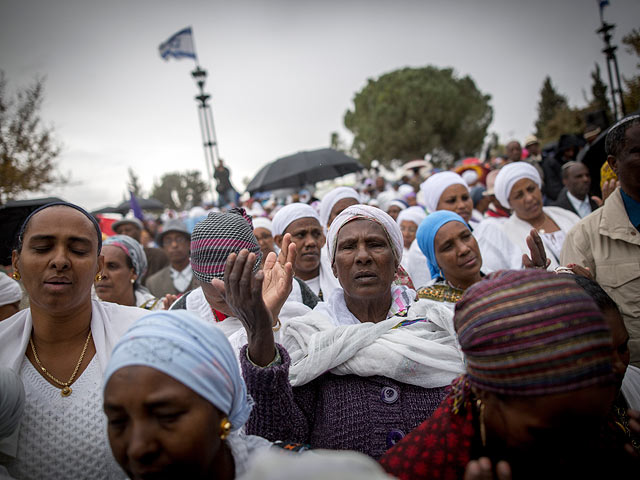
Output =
[{"x1": 2, "y1": 0, "x2": 639, "y2": 210}]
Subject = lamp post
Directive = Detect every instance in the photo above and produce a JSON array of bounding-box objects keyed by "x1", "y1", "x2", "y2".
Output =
[
  {"x1": 596, "y1": 7, "x2": 626, "y2": 122},
  {"x1": 191, "y1": 66, "x2": 220, "y2": 203}
]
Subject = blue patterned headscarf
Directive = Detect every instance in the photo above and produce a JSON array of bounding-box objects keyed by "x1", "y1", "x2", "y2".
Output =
[
  {"x1": 103, "y1": 235, "x2": 148, "y2": 286},
  {"x1": 416, "y1": 210, "x2": 469, "y2": 279},
  {"x1": 104, "y1": 310, "x2": 253, "y2": 431}
]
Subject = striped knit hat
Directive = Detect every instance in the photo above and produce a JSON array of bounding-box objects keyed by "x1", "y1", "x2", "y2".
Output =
[
  {"x1": 454, "y1": 269, "x2": 614, "y2": 396},
  {"x1": 190, "y1": 208, "x2": 262, "y2": 283}
]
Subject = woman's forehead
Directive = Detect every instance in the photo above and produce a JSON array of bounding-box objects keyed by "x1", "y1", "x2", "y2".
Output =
[
  {"x1": 26, "y1": 206, "x2": 97, "y2": 238},
  {"x1": 338, "y1": 218, "x2": 387, "y2": 239}
]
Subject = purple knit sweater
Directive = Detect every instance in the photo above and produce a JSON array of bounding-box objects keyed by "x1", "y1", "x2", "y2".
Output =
[{"x1": 241, "y1": 344, "x2": 448, "y2": 459}]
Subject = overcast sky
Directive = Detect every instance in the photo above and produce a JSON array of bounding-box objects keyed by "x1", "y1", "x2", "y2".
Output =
[{"x1": 2, "y1": 0, "x2": 639, "y2": 210}]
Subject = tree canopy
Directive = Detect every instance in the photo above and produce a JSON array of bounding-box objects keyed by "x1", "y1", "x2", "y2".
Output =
[
  {"x1": 0, "y1": 71, "x2": 63, "y2": 205},
  {"x1": 150, "y1": 170, "x2": 207, "y2": 209},
  {"x1": 344, "y1": 66, "x2": 493, "y2": 167}
]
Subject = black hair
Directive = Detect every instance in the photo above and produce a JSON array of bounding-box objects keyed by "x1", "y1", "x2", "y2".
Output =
[
  {"x1": 568, "y1": 274, "x2": 619, "y2": 314},
  {"x1": 604, "y1": 114, "x2": 640, "y2": 157}
]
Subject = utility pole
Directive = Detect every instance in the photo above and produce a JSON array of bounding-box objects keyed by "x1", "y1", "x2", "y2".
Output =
[{"x1": 597, "y1": 3, "x2": 626, "y2": 122}]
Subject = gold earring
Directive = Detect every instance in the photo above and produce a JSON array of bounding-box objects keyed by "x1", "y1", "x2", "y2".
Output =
[
  {"x1": 130, "y1": 278, "x2": 135, "y2": 284},
  {"x1": 95, "y1": 273, "x2": 103, "y2": 282},
  {"x1": 476, "y1": 398, "x2": 486, "y2": 447},
  {"x1": 12, "y1": 271, "x2": 21, "y2": 281},
  {"x1": 219, "y1": 417, "x2": 232, "y2": 440}
]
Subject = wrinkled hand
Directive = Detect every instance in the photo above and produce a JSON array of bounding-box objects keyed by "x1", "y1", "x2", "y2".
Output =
[
  {"x1": 162, "y1": 294, "x2": 179, "y2": 310},
  {"x1": 262, "y1": 233, "x2": 296, "y2": 320},
  {"x1": 601, "y1": 179, "x2": 619, "y2": 203},
  {"x1": 218, "y1": 249, "x2": 277, "y2": 366},
  {"x1": 564, "y1": 263, "x2": 593, "y2": 280},
  {"x1": 625, "y1": 409, "x2": 640, "y2": 457},
  {"x1": 522, "y1": 229, "x2": 551, "y2": 270},
  {"x1": 464, "y1": 458, "x2": 512, "y2": 480}
]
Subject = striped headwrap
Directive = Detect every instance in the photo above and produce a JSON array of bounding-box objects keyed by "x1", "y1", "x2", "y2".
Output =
[
  {"x1": 454, "y1": 269, "x2": 614, "y2": 396},
  {"x1": 103, "y1": 235, "x2": 148, "y2": 286},
  {"x1": 190, "y1": 208, "x2": 262, "y2": 283}
]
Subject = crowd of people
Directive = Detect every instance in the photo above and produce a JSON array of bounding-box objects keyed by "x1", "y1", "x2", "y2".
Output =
[{"x1": 0, "y1": 114, "x2": 639, "y2": 479}]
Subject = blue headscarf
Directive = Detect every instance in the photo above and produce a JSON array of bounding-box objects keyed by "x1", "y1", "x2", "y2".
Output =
[
  {"x1": 103, "y1": 235, "x2": 148, "y2": 286},
  {"x1": 104, "y1": 310, "x2": 252, "y2": 431},
  {"x1": 416, "y1": 210, "x2": 470, "y2": 279}
]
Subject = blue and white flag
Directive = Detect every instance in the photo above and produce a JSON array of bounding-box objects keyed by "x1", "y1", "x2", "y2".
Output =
[{"x1": 159, "y1": 27, "x2": 197, "y2": 61}]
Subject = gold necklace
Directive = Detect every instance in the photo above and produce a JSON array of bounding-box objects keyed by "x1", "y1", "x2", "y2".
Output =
[{"x1": 29, "y1": 330, "x2": 92, "y2": 397}]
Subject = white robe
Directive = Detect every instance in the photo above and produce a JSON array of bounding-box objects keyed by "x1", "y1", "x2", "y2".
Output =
[
  {"x1": 499, "y1": 206, "x2": 580, "y2": 270},
  {"x1": 473, "y1": 218, "x2": 523, "y2": 272}
]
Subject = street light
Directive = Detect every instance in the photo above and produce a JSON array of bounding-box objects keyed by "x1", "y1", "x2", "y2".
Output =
[{"x1": 596, "y1": 5, "x2": 626, "y2": 122}]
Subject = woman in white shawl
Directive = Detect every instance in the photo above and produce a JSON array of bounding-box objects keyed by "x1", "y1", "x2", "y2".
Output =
[
  {"x1": 0, "y1": 202, "x2": 147, "y2": 479},
  {"x1": 221, "y1": 205, "x2": 464, "y2": 459},
  {"x1": 396, "y1": 206, "x2": 427, "y2": 275},
  {"x1": 494, "y1": 162, "x2": 580, "y2": 270},
  {"x1": 103, "y1": 310, "x2": 271, "y2": 479},
  {"x1": 408, "y1": 172, "x2": 521, "y2": 288}
]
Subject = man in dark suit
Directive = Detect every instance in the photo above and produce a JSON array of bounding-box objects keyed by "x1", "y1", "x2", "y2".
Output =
[
  {"x1": 553, "y1": 161, "x2": 600, "y2": 218},
  {"x1": 146, "y1": 218, "x2": 199, "y2": 297}
]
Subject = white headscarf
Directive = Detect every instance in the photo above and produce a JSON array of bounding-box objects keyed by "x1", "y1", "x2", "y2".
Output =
[
  {"x1": 376, "y1": 191, "x2": 397, "y2": 212},
  {"x1": 494, "y1": 162, "x2": 542, "y2": 209},
  {"x1": 319, "y1": 187, "x2": 361, "y2": 228},
  {"x1": 272, "y1": 203, "x2": 321, "y2": 236},
  {"x1": 420, "y1": 171, "x2": 469, "y2": 213},
  {"x1": 0, "y1": 273, "x2": 22, "y2": 307},
  {"x1": 387, "y1": 199, "x2": 407, "y2": 212},
  {"x1": 252, "y1": 217, "x2": 273, "y2": 233},
  {"x1": 327, "y1": 205, "x2": 403, "y2": 263},
  {"x1": 397, "y1": 184, "x2": 415, "y2": 198},
  {"x1": 396, "y1": 206, "x2": 427, "y2": 227}
]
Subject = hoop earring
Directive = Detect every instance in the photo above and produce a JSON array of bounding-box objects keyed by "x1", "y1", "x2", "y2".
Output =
[
  {"x1": 95, "y1": 273, "x2": 103, "y2": 282},
  {"x1": 476, "y1": 398, "x2": 486, "y2": 447},
  {"x1": 12, "y1": 271, "x2": 21, "y2": 281},
  {"x1": 219, "y1": 417, "x2": 232, "y2": 440}
]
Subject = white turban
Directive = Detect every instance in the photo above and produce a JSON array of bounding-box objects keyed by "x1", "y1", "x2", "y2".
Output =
[
  {"x1": 327, "y1": 205, "x2": 403, "y2": 264},
  {"x1": 397, "y1": 184, "x2": 415, "y2": 198},
  {"x1": 494, "y1": 162, "x2": 542, "y2": 209},
  {"x1": 461, "y1": 169, "x2": 479, "y2": 185},
  {"x1": 396, "y1": 206, "x2": 427, "y2": 227},
  {"x1": 376, "y1": 191, "x2": 397, "y2": 212},
  {"x1": 272, "y1": 203, "x2": 321, "y2": 236},
  {"x1": 387, "y1": 199, "x2": 407, "y2": 212},
  {"x1": 420, "y1": 172, "x2": 469, "y2": 213},
  {"x1": 0, "y1": 273, "x2": 22, "y2": 307},
  {"x1": 319, "y1": 187, "x2": 361, "y2": 228},
  {"x1": 0, "y1": 368, "x2": 25, "y2": 438},
  {"x1": 252, "y1": 217, "x2": 273, "y2": 233}
]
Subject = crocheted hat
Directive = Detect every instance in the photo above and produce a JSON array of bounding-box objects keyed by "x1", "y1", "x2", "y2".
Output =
[
  {"x1": 454, "y1": 269, "x2": 614, "y2": 396},
  {"x1": 190, "y1": 208, "x2": 262, "y2": 283}
]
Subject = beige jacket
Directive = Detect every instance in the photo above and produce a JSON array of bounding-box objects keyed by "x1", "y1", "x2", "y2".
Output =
[{"x1": 561, "y1": 189, "x2": 640, "y2": 366}]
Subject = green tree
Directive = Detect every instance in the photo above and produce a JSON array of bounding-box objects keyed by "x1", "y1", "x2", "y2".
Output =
[
  {"x1": 534, "y1": 76, "x2": 568, "y2": 138},
  {"x1": 127, "y1": 167, "x2": 143, "y2": 197},
  {"x1": 150, "y1": 170, "x2": 207, "y2": 209},
  {"x1": 622, "y1": 28, "x2": 640, "y2": 112},
  {"x1": 343, "y1": 66, "x2": 492, "y2": 167},
  {"x1": 0, "y1": 71, "x2": 63, "y2": 205},
  {"x1": 588, "y1": 63, "x2": 611, "y2": 120}
]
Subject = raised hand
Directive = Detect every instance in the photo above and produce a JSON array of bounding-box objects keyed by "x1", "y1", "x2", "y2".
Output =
[
  {"x1": 601, "y1": 178, "x2": 619, "y2": 204},
  {"x1": 262, "y1": 232, "x2": 296, "y2": 320},
  {"x1": 221, "y1": 249, "x2": 277, "y2": 366},
  {"x1": 464, "y1": 457, "x2": 512, "y2": 480},
  {"x1": 162, "y1": 294, "x2": 179, "y2": 310},
  {"x1": 522, "y1": 229, "x2": 550, "y2": 270}
]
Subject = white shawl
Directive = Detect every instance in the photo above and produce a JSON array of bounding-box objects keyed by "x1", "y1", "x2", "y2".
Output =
[
  {"x1": 500, "y1": 206, "x2": 580, "y2": 270},
  {"x1": 0, "y1": 300, "x2": 147, "y2": 458},
  {"x1": 280, "y1": 295, "x2": 464, "y2": 388}
]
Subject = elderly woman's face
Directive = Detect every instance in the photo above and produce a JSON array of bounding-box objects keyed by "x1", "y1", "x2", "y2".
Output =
[
  {"x1": 104, "y1": 366, "x2": 225, "y2": 480},
  {"x1": 508, "y1": 178, "x2": 543, "y2": 221},
  {"x1": 332, "y1": 219, "x2": 397, "y2": 300},
  {"x1": 95, "y1": 245, "x2": 136, "y2": 306},
  {"x1": 436, "y1": 184, "x2": 473, "y2": 222},
  {"x1": 434, "y1": 222, "x2": 481, "y2": 284},
  {"x1": 12, "y1": 206, "x2": 102, "y2": 314}
]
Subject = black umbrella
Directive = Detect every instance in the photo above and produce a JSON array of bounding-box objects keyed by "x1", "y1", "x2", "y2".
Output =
[
  {"x1": 246, "y1": 148, "x2": 364, "y2": 194},
  {"x1": 577, "y1": 130, "x2": 608, "y2": 198},
  {"x1": 0, "y1": 197, "x2": 65, "y2": 265},
  {"x1": 112, "y1": 197, "x2": 165, "y2": 214}
]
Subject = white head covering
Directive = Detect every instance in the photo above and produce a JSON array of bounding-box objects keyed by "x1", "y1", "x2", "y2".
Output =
[
  {"x1": 376, "y1": 191, "x2": 397, "y2": 212},
  {"x1": 461, "y1": 169, "x2": 479, "y2": 185},
  {"x1": 318, "y1": 187, "x2": 361, "y2": 228},
  {"x1": 0, "y1": 368, "x2": 25, "y2": 439},
  {"x1": 387, "y1": 199, "x2": 407, "y2": 212},
  {"x1": 396, "y1": 206, "x2": 427, "y2": 227},
  {"x1": 0, "y1": 273, "x2": 22, "y2": 307},
  {"x1": 420, "y1": 172, "x2": 469, "y2": 213},
  {"x1": 272, "y1": 203, "x2": 322, "y2": 236},
  {"x1": 494, "y1": 162, "x2": 542, "y2": 209},
  {"x1": 327, "y1": 205, "x2": 403, "y2": 263},
  {"x1": 252, "y1": 217, "x2": 273, "y2": 233},
  {"x1": 397, "y1": 184, "x2": 415, "y2": 198}
]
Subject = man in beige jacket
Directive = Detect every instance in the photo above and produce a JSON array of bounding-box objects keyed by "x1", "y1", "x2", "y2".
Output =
[{"x1": 562, "y1": 114, "x2": 640, "y2": 366}]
